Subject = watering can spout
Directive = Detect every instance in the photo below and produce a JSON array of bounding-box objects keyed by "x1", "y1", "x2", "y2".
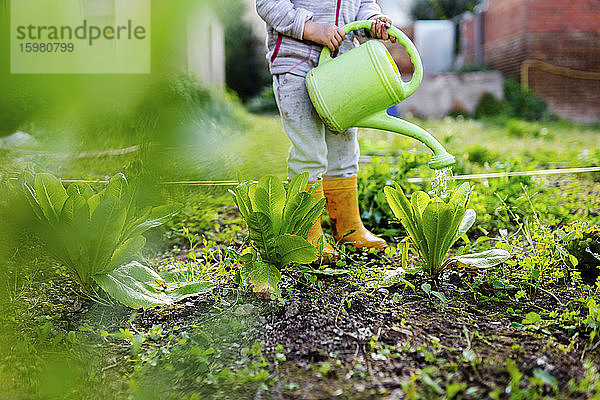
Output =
[
  {"x1": 304, "y1": 20, "x2": 456, "y2": 170},
  {"x1": 355, "y1": 111, "x2": 456, "y2": 170}
]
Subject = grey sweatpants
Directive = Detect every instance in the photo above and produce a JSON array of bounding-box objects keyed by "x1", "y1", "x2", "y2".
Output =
[{"x1": 273, "y1": 73, "x2": 359, "y2": 181}]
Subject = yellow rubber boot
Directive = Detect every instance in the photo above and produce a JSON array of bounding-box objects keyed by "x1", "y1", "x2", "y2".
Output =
[
  {"x1": 307, "y1": 181, "x2": 338, "y2": 264},
  {"x1": 323, "y1": 176, "x2": 387, "y2": 250}
]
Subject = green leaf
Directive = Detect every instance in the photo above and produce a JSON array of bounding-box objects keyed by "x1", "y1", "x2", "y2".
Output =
[
  {"x1": 114, "y1": 261, "x2": 163, "y2": 282},
  {"x1": 451, "y1": 249, "x2": 510, "y2": 269},
  {"x1": 252, "y1": 175, "x2": 286, "y2": 235},
  {"x1": 290, "y1": 197, "x2": 326, "y2": 239},
  {"x1": 385, "y1": 185, "x2": 428, "y2": 258},
  {"x1": 60, "y1": 193, "x2": 88, "y2": 225},
  {"x1": 446, "y1": 383, "x2": 466, "y2": 399},
  {"x1": 366, "y1": 267, "x2": 406, "y2": 288},
  {"x1": 108, "y1": 235, "x2": 146, "y2": 272},
  {"x1": 87, "y1": 174, "x2": 129, "y2": 215},
  {"x1": 167, "y1": 281, "x2": 213, "y2": 302},
  {"x1": 124, "y1": 203, "x2": 182, "y2": 239},
  {"x1": 421, "y1": 282, "x2": 431, "y2": 294},
  {"x1": 522, "y1": 312, "x2": 541, "y2": 324},
  {"x1": 94, "y1": 262, "x2": 171, "y2": 309},
  {"x1": 422, "y1": 200, "x2": 456, "y2": 274},
  {"x1": 123, "y1": 207, "x2": 150, "y2": 237},
  {"x1": 246, "y1": 212, "x2": 276, "y2": 261},
  {"x1": 59, "y1": 194, "x2": 91, "y2": 279},
  {"x1": 287, "y1": 172, "x2": 309, "y2": 203},
  {"x1": 89, "y1": 197, "x2": 128, "y2": 275},
  {"x1": 231, "y1": 184, "x2": 253, "y2": 219},
  {"x1": 450, "y1": 182, "x2": 472, "y2": 207},
  {"x1": 67, "y1": 182, "x2": 95, "y2": 199},
  {"x1": 87, "y1": 193, "x2": 101, "y2": 215},
  {"x1": 247, "y1": 261, "x2": 281, "y2": 295},
  {"x1": 72, "y1": 193, "x2": 90, "y2": 235},
  {"x1": 411, "y1": 192, "x2": 430, "y2": 246},
  {"x1": 384, "y1": 185, "x2": 414, "y2": 224},
  {"x1": 455, "y1": 208, "x2": 476, "y2": 241},
  {"x1": 411, "y1": 191, "x2": 430, "y2": 217},
  {"x1": 462, "y1": 349, "x2": 476, "y2": 362},
  {"x1": 282, "y1": 192, "x2": 314, "y2": 234},
  {"x1": 103, "y1": 173, "x2": 129, "y2": 200},
  {"x1": 506, "y1": 358, "x2": 523, "y2": 384},
  {"x1": 533, "y1": 369, "x2": 557, "y2": 387},
  {"x1": 35, "y1": 173, "x2": 68, "y2": 223},
  {"x1": 274, "y1": 234, "x2": 318, "y2": 265},
  {"x1": 20, "y1": 181, "x2": 44, "y2": 220},
  {"x1": 431, "y1": 290, "x2": 448, "y2": 303},
  {"x1": 438, "y1": 200, "x2": 467, "y2": 266}
]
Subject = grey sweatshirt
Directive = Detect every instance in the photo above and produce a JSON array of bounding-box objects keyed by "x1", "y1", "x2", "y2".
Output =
[{"x1": 255, "y1": 0, "x2": 382, "y2": 76}]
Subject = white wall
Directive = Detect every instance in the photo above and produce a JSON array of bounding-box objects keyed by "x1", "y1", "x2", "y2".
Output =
[
  {"x1": 243, "y1": 0, "x2": 267, "y2": 43},
  {"x1": 379, "y1": 0, "x2": 413, "y2": 27},
  {"x1": 186, "y1": 6, "x2": 225, "y2": 86},
  {"x1": 414, "y1": 20, "x2": 455, "y2": 74},
  {"x1": 394, "y1": 71, "x2": 504, "y2": 118}
]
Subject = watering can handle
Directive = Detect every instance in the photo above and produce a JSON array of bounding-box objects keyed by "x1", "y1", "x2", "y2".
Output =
[{"x1": 318, "y1": 20, "x2": 423, "y2": 98}]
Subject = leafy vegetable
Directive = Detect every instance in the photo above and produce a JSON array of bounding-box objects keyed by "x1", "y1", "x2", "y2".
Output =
[
  {"x1": 385, "y1": 183, "x2": 509, "y2": 278},
  {"x1": 230, "y1": 172, "x2": 325, "y2": 296},
  {"x1": 19, "y1": 172, "x2": 198, "y2": 308}
]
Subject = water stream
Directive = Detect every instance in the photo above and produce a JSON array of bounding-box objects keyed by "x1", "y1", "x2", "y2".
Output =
[{"x1": 431, "y1": 166, "x2": 453, "y2": 198}]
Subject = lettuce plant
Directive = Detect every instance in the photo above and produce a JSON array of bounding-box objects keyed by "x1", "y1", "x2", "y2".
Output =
[
  {"x1": 385, "y1": 182, "x2": 509, "y2": 279},
  {"x1": 230, "y1": 172, "x2": 325, "y2": 296},
  {"x1": 19, "y1": 172, "x2": 194, "y2": 308}
]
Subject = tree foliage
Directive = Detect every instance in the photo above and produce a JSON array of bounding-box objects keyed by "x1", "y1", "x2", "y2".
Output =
[
  {"x1": 215, "y1": 0, "x2": 271, "y2": 102},
  {"x1": 410, "y1": 0, "x2": 481, "y2": 20}
]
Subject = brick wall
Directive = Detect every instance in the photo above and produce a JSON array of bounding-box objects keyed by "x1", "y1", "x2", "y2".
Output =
[
  {"x1": 526, "y1": 0, "x2": 600, "y2": 33},
  {"x1": 482, "y1": 0, "x2": 529, "y2": 78},
  {"x1": 484, "y1": 0, "x2": 528, "y2": 43},
  {"x1": 526, "y1": 31, "x2": 600, "y2": 124},
  {"x1": 460, "y1": 13, "x2": 476, "y2": 65},
  {"x1": 460, "y1": 0, "x2": 600, "y2": 123}
]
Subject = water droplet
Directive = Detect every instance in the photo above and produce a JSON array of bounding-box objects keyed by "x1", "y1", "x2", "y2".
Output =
[{"x1": 431, "y1": 167, "x2": 453, "y2": 198}]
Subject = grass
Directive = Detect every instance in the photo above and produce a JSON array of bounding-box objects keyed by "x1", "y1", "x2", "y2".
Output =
[{"x1": 359, "y1": 116, "x2": 600, "y2": 167}]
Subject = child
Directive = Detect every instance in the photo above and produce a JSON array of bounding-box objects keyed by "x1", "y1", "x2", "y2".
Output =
[{"x1": 256, "y1": 0, "x2": 396, "y2": 262}]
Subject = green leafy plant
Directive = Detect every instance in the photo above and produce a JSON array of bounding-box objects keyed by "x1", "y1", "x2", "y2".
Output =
[
  {"x1": 19, "y1": 171, "x2": 200, "y2": 308},
  {"x1": 561, "y1": 222, "x2": 600, "y2": 283},
  {"x1": 384, "y1": 182, "x2": 510, "y2": 279},
  {"x1": 229, "y1": 172, "x2": 325, "y2": 296}
]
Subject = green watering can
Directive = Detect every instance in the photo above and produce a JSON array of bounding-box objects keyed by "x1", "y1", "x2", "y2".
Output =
[{"x1": 305, "y1": 20, "x2": 455, "y2": 169}]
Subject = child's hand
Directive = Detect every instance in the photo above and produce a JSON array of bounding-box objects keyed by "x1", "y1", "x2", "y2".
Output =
[
  {"x1": 368, "y1": 15, "x2": 397, "y2": 43},
  {"x1": 303, "y1": 20, "x2": 346, "y2": 52}
]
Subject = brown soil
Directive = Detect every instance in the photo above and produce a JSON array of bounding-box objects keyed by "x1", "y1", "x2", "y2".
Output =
[{"x1": 255, "y1": 276, "x2": 592, "y2": 399}]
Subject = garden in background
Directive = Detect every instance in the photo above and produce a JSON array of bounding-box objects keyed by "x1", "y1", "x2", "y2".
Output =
[{"x1": 1, "y1": 65, "x2": 600, "y2": 399}]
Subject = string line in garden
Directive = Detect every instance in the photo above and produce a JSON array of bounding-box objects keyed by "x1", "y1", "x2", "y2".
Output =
[{"x1": 6, "y1": 166, "x2": 600, "y2": 186}]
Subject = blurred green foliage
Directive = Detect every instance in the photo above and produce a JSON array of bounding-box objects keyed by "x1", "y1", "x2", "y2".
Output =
[
  {"x1": 411, "y1": 0, "x2": 481, "y2": 20},
  {"x1": 356, "y1": 115, "x2": 600, "y2": 240},
  {"x1": 474, "y1": 78, "x2": 548, "y2": 121},
  {"x1": 357, "y1": 153, "x2": 600, "y2": 241},
  {"x1": 246, "y1": 85, "x2": 278, "y2": 113},
  {"x1": 215, "y1": 0, "x2": 271, "y2": 102},
  {"x1": 563, "y1": 223, "x2": 600, "y2": 283}
]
